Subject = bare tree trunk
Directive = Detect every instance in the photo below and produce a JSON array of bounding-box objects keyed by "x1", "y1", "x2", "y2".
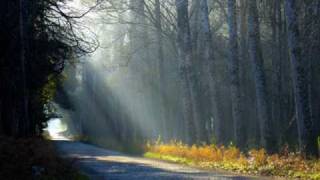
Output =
[
  {"x1": 190, "y1": 0, "x2": 200, "y2": 55},
  {"x1": 303, "y1": 0, "x2": 320, "y2": 155},
  {"x1": 239, "y1": 0, "x2": 252, "y2": 145},
  {"x1": 310, "y1": 1, "x2": 320, "y2": 147},
  {"x1": 197, "y1": 0, "x2": 224, "y2": 144},
  {"x1": 188, "y1": 0, "x2": 218, "y2": 143},
  {"x1": 155, "y1": 0, "x2": 169, "y2": 140},
  {"x1": 227, "y1": 0, "x2": 244, "y2": 148},
  {"x1": 19, "y1": 0, "x2": 29, "y2": 137},
  {"x1": 285, "y1": 0, "x2": 318, "y2": 157},
  {"x1": 176, "y1": 0, "x2": 197, "y2": 144},
  {"x1": 247, "y1": 0, "x2": 272, "y2": 151},
  {"x1": 270, "y1": 0, "x2": 282, "y2": 150},
  {"x1": 128, "y1": 0, "x2": 146, "y2": 141}
]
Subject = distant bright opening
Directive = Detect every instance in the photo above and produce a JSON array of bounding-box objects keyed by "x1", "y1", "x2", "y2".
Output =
[{"x1": 45, "y1": 118, "x2": 69, "y2": 140}]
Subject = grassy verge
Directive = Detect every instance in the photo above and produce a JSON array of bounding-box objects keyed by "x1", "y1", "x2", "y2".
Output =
[
  {"x1": 0, "y1": 136, "x2": 89, "y2": 180},
  {"x1": 78, "y1": 136, "x2": 145, "y2": 155},
  {"x1": 144, "y1": 141, "x2": 320, "y2": 180}
]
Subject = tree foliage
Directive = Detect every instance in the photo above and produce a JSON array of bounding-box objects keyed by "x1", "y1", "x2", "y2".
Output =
[{"x1": 0, "y1": 0, "x2": 97, "y2": 136}]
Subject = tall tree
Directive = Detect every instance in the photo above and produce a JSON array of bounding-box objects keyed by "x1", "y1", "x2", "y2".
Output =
[
  {"x1": 155, "y1": 0, "x2": 168, "y2": 140},
  {"x1": 190, "y1": 0, "x2": 200, "y2": 52},
  {"x1": 19, "y1": 0, "x2": 30, "y2": 137},
  {"x1": 227, "y1": 0, "x2": 244, "y2": 147},
  {"x1": 128, "y1": 0, "x2": 148, "y2": 142},
  {"x1": 270, "y1": 0, "x2": 282, "y2": 147},
  {"x1": 285, "y1": 0, "x2": 318, "y2": 156},
  {"x1": 190, "y1": 0, "x2": 218, "y2": 143},
  {"x1": 247, "y1": 0, "x2": 273, "y2": 151},
  {"x1": 175, "y1": 0, "x2": 197, "y2": 143},
  {"x1": 303, "y1": 0, "x2": 320, "y2": 148},
  {"x1": 196, "y1": 0, "x2": 224, "y2": 144},
  {"x1": 239, "y1": 0, "x2": 252, "y2": 144}
]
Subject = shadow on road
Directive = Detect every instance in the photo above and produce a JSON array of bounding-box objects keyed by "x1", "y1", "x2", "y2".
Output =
[{"x1": 54, "y1": 140, "x2": 265, "y2": 180}]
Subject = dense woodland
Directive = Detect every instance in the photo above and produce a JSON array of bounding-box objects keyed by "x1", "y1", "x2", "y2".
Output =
[
  {"x1": 1, "y1": 0, "x2": 320, "y2": 159},
  {"x1": 0, "y1": 0, "x2": 95, "y2": 136}
]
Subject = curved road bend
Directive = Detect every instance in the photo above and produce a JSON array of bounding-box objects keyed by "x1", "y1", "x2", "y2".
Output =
[{"x1": 54, "y1": 141, "x2": 273, "y2": 180}]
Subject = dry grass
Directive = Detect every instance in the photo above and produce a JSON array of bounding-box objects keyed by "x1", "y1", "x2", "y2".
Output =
[{"x1": 145, "y1": 140, "x2": 320, "y2": 179}]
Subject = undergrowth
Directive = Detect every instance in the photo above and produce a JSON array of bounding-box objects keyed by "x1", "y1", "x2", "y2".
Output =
[
  {"x1": 144, "y1": 140, "x2": 320, "y2": 180},
  {"x1": 0, "y1": 136, "x2": 88, "y2": 180}
]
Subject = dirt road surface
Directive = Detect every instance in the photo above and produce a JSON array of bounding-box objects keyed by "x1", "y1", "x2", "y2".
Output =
[{"x1": 55, "y1": 141, "x2": 270, "y2": 180}]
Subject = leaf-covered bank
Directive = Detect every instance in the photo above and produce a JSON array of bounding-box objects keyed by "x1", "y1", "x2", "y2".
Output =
[{"x1": 145, "y1": 141, "x2": 320, "y2": 179}]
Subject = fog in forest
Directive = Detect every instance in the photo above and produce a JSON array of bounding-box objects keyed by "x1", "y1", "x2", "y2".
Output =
[
  {"x1": 49, "y1": 0, "x2": 320, "y2": 155},
  {"x1": 2, "y1": 0, "x2": 320, "y2": 179},
  {"x1": 55, "y1": 0, "x2": 185, "y2": 150}
]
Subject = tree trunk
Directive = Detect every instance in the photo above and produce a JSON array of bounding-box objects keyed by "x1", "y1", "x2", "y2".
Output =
[
  {"x1": 270, "y1": 0, "x2": 282, "y2": 149},
  {"x1": 310, "y1": 1, "x2": 320, "y2": 147},
  {"x1": 176, "y1": 0, "x2": 197, "y2": 144},
  {"x1": 247, "y1": 0, "x2": 272, "y2": 151},
  {"x1": 227, "y1": 0, "x2": 244, "y2": 148},
  {"x1": 155, "y1": 0, "x2": 170, "y2": 141},
  {"x1": 303, "y1": 0, "x2": 320, "y2": 154},
  {"x1": 188, "y1": 0, "x2": 218, "y2": 143},
  {"x1": 19, "y1": 0, "x2": 30, "y2": 137},
  {"x1": 195, "y1": 0, "x2": 224, "y2": 144},
  {"x1": 239, "y1": 0, "x2": 252, "y2": 145},
  {"x1": 190, "y1": 0, "x2": 200, "y2": 53},
  {"x1": 285, "y1": 0, "x2": 318, "y2": 157}
]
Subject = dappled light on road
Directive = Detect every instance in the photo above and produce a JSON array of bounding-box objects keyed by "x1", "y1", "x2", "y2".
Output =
[{"x1": 55, "y1": 141, "x2": 260, "y2": 180}]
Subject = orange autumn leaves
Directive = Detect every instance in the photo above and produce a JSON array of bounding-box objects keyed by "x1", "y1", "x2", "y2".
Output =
[{"x1": 145, "y1": 140, "x2": 320, "y2": 179}]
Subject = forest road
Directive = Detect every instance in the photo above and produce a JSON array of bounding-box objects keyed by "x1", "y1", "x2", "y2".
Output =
[{"x1": 54, "y1": 141, "x2": 269, "y2": 180}]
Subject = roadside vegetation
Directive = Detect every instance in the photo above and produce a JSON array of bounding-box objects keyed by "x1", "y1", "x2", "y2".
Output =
[
  {"x1": 145, "y1": 140, "x2": 320, "y2": 180},
  {"x1": 0, "y1": 137, "x2": 88, "y2": 180}
]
